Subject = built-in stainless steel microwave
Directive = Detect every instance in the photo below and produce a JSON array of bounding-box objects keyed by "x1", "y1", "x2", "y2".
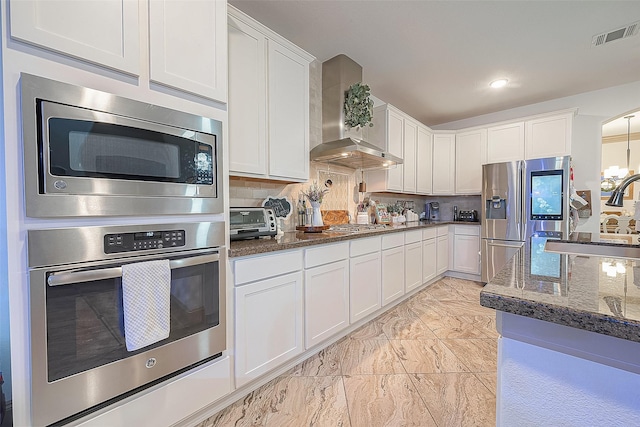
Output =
[{"x1": 21, "y1": 73, "x2": 223, "y2": 217}]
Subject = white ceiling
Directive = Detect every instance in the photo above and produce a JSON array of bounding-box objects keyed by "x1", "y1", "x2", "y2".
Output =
[{"x1": 229, "y1": 0, "x2": 640, "y2": 128}]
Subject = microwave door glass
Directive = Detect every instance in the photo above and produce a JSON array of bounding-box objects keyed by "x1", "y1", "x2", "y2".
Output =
[{"x1": 47, "y1": 118, "x2": 213, "y2": 185}]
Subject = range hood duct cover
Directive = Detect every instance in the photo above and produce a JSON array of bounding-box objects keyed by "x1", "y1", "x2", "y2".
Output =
[{"x1": 311, "y1": 54, "x2": 402, "y2": 170}]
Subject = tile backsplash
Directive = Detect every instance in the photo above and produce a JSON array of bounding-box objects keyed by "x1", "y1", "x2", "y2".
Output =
[
  {"x1": 229, "y1": 162, "x2": 359, "y2": 231},
  {"x1": 229, "y1": 172, "x2": 482, "y2": 230}
]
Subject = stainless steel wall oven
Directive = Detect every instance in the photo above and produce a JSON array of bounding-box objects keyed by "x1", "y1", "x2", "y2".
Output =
[
  {"x1": 27, "y1": 222, "x2": 226, "y2": 426},
  {"x1": 20, "y1": 73, "x2": 223, "y2": 217}
]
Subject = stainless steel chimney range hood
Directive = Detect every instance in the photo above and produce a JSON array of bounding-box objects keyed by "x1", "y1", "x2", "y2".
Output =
[{"x1": 310, "y1": 54, "x2": 402, "y2": 170}]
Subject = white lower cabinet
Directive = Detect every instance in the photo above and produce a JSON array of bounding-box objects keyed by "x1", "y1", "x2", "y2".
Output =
[
  {"x1": 452, "y1": 225, "x2": 481, "y2": 275},
  {"x1": 304, "y1": 243, "x2": 350, "y2": 349},
  {"x1": 422, "y1": 228, "x2": 438, "y2": 283},
  {"x1": 436, "y1": 226, "x2": 450, "y2": 275},
  {"x1": 405, "y1": 230, "x2": 423, "y2": 292},
  {"x1": 304, "y1": 260, "x2": 349, "y2": 348},
  {"x1": 234, "y1": 250, "x2": 304, "y2": 388},
  {"x1": 381, "y1": 233, "x2": 406, "y2": 306},
  {"x1": 350, "y1": 237, "x2": 382, "y2": 323}
]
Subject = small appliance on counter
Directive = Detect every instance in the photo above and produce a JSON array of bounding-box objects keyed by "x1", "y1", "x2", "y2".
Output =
[
  {"x1": 427, "y1": 202, "x2": 440, "y2": 221},
  {"x1": 230, "y1": 207, "x2": 277, "y2": 240},
  {"x1": 457, "y1": 210, "x2": 479, "y2": 222}
]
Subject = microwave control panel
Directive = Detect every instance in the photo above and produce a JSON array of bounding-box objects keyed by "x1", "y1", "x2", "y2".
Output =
[{"x1": 104, "y1": 229, "x2": 186, "y2": 253}]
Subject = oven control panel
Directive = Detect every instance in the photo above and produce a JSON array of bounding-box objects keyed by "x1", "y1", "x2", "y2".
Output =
[{"x1": 104, "y1": 229, "x2": 186, "y2": 253}]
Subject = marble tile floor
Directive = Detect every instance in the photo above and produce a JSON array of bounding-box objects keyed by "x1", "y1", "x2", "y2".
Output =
[{"x1": 197, "y1": 277, "x2": 497, "y2": 427}]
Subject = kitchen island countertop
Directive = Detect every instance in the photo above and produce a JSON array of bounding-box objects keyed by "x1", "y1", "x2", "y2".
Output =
[
  {"x1": 229, "y1": 221, "x2": 479, "y2": 257},
  {"x1": 480, "y1": 233, "x2": 640, "y2": 343}
]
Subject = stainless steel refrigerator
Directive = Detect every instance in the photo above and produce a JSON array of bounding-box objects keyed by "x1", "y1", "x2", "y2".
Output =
[{"x1": 481, "y1": 156, "x2": 570, "y2": 283}]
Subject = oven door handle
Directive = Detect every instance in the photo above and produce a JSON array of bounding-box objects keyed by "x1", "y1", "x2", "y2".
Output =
[{"x1": 47, "y1": 253, "x2": 220, "y2": 286}]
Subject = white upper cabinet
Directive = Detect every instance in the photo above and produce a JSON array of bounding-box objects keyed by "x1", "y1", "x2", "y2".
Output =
[
  {"x1": 455, "y1": 129, "x2": 486, "y2": 194},
  {"x1": 228, "y1": 17, "x2": 267, "y2": 175},
  {"x1": 366, "y1": 106, "x2": 404, "y2": 192},
  {"x1": 267, "y1": 41, "x2": 310, "y2": 181},
  {"x1": 149, "y1": 0, "x2": 227, "y2": 102},
  {"x1": 416, "y1": 125, "x2": 433, "y2": 195},
  {"x1": 432, "y1": 133, "x2": 456, "y2": 194},
  {"x1": 487, "y1": 122, "x2": 525, "y2": 164},
  {"x1": 10, "y1": 0, "x2": 140, "y2": 75},
  {"x1": 367, "y1": 105, "x2": 435, "y2": 194},
  {"x1": 525, "y1": 112, "x2": 573, "y2": 160},
  {"x1": 10, "y1": 0, "x2": 228, "y2": 103},
  {"x1": 403, "y1": 119, "x2": 418, "y2": 194},
  {"x1": 485, "y1": 111, "x2": 574, "y2": 164},
  {"x1": 228, "y1": 7, "x2": 313, "y2": 182}
]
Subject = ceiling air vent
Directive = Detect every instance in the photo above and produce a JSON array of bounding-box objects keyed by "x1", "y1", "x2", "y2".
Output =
[{"x1": 592, "y1": 21, "x2": 639, "y2": 47}]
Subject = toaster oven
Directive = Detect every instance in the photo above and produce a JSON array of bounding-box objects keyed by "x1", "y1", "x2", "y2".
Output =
[{"x1": 230, "y1": 208, "x2": 277, "y2": 240}]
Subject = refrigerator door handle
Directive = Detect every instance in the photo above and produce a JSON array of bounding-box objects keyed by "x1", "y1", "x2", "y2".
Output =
[
  {"x1": 486, "y1": 241, "x2": 525, "y2": 249},
  {"x1": 518, "y1": 161, "x2": 525, "y2": 239}
]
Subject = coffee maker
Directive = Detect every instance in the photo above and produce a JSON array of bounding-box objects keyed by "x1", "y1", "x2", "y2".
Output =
[{"x1": 425, "y1": 202, "x2": 440, "y2": 221}]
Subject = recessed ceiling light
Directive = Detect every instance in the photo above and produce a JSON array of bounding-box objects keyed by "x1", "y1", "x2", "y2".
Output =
[{"x1": 490, "y1": 79, "x2": 508, "y2": 89}]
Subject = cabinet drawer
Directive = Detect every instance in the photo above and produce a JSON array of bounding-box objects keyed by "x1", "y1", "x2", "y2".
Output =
[
  {"x1": 436, "y1": 226, "x2": 449, "y2": 237},
  {"x1": 350, "y1": 236, "x2": 381, "y2": 257},
  {"x1": 304, "y1": 242, "x2": 349, "y2": 269},
  {"x1": 382, "y1": 233, "x2": 404, "y2": 250},
  {"x1": 422, "y1": 227, "x2": 437, "y2": 240},
  {"x1": 234, "y1": 250, "x2": 302, "y2": 285},
  {"x1": 405, "y1": 230, "x2": 422, "y2": 244},
  {"x1": 453, "y1": 224, "x2": 480, "y2": 236}
]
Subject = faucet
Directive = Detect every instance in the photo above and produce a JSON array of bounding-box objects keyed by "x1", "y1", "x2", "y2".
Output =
[{"x1": 605, "y1": 173, "x2": 640, "y2": 207}]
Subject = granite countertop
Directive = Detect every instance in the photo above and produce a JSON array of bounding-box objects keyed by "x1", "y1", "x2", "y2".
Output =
[
  {"x1": 480, "y1": 233, "x2": 640, "y2": 343},
  {"x1": 229, "y1": 220, "x2": 479, "y2": 257}
]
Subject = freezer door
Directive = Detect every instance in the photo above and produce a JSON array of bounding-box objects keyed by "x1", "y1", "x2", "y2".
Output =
[
  {"x1": 481, "y1": 161, "x2": 523, "y2": 241},
  {"x1": 481, "y1": 239, "x2": 524, "y2": 283}
]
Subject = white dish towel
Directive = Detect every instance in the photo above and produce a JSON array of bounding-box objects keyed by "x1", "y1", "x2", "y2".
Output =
[{"x1": 122, "y1": 259, "x2": 171, "y2": 352}]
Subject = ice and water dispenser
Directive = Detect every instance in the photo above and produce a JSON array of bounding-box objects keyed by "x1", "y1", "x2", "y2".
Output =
[{"x1": 486, "y1": 195, "x2": 507, "y2": 219}]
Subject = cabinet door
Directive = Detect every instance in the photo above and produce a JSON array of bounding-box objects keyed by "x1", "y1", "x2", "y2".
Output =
[
  {"x1": 416, "y1": 126, "x2": 433, "y2": 194},
  {"x1": 268, "y1": 41, "x2": 309, "y2": 181},
  {"x1": 455, "y1": 129, "x2": 486, "y2": 194},
  {"x1": 304, "y1": 260, "x2": 350, "y2": 349},
  {"x1": 405, "y1": 241, "x2": 423, "y2": 292},
  {"x1": 403, "y1": 120, "x2": 418, "y2": 193},
  {"x1": 382, "y1": 246, "x2": 405, "y2": 306},
  {"x1": 350, "y1": 252, "x2": 382, "y2": 323},
  {"x1": 453, "y1": 234, "x2": 481, "y2": 274},
  {"x1": 228, "y1": 16, "x2": 268, "y2": 176},
  {"x1": 436, "y1": 234, "x2": 449, "y2": 275},
  {"x1": 422, "y1": 238, "x2": 437, "y2": 283},
  {"x1": 235, "y1": 271, "x2": 303, "y2": 387},
  {"x1": 432, "y1": 134, "x2": 456, "y2": 194},
  {"x1": 487, "y1": 122, "x2": 525, "y2": 163},
  {"x1": 387, "y1": 109, "x2": 404, "y2": 191},
  {"x1": 525, "y1": 113, "x2": 572, "y2": 160},
  {"x1": 10, "y1": 0, "x2": 139, "y2": 74},
  {"x1": 149, "y1": 0, "x2": 227, "y2": 102}
]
